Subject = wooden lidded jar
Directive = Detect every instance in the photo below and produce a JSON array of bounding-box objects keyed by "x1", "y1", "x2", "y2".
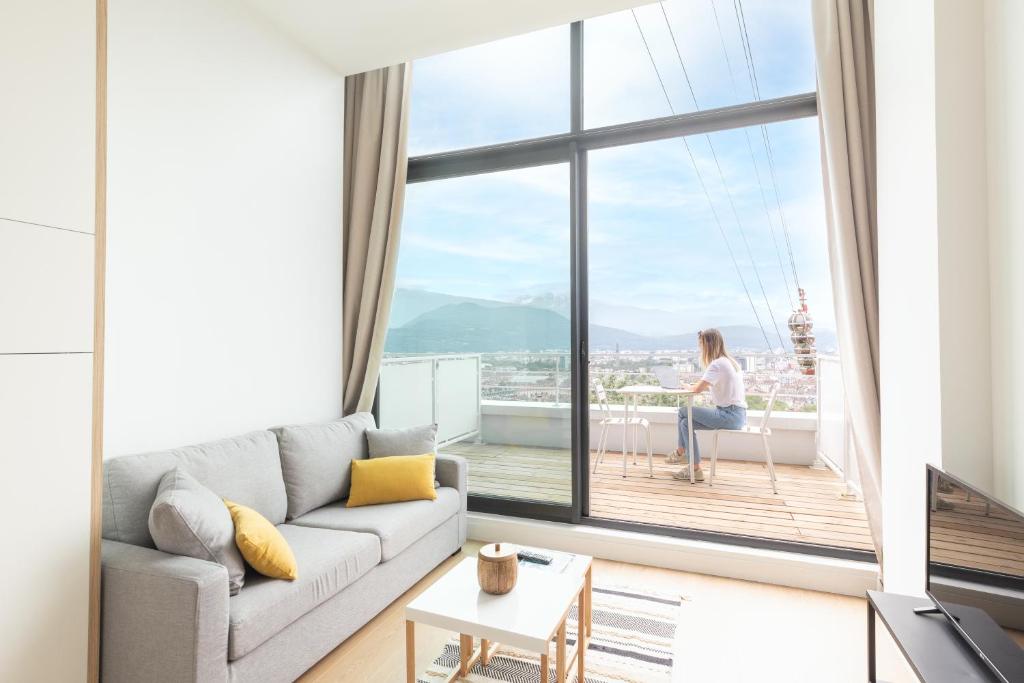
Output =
[{"x1": 477, "y1": 543, "x2": 518, "y2": 595}]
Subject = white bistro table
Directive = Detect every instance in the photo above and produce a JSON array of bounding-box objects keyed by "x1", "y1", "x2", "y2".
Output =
[
  {"x1": 617, "y1": 385, "x2": 699, "y2": 484},
  {"x1": 405, "y1": 551, "x2": 593, "y2": 683}
]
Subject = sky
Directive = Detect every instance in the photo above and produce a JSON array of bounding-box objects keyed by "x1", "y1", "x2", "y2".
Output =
[{"x1": 394, "y1": 0, "x2": 835, "y2": 339}]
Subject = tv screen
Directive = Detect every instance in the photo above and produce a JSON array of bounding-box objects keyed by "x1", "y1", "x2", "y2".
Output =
[{"x1": 926, "y1": 465, "x2": 1024, "y2": 682}]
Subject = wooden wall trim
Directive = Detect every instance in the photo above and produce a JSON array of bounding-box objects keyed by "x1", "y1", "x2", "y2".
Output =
[{"x1": 88, "y1": 0, "x2": 107, "y2": 680}]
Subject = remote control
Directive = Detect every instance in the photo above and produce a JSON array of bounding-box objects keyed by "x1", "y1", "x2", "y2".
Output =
[{"x1": 517, "y1": 549, "x2": 553, "y2": 565}]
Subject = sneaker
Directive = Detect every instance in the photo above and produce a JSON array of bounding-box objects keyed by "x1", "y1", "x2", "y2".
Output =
[
  {"x1": 666, "y1": 449, "x2": 688, "y2": 465},
  {"x1": 672, "y1": 466, "x2": 704, "y2": 482}
]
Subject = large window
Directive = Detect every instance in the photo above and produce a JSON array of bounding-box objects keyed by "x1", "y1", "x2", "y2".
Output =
[
  {"x1": 381, "y1": 3, "x2": 864, "y2": 558},
  {"x1": 408, "y1": 26, "x2": 570, "y2": 155},
  {"x1": 584, "y1": 2, "x2": 816, "y2": 128},
  {"x1": 587, "y1": 117, "x2": 833, "y2": 413}
]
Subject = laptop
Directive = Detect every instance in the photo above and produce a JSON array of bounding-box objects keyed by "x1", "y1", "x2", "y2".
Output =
[{"x1": 651, "y1": 365, "x2": 681, "y2": 389}]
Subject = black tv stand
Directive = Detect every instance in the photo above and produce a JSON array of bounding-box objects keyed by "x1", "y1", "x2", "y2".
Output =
[{"x1": 867, "y1": 591, "x2": 1003, "y2": 682}]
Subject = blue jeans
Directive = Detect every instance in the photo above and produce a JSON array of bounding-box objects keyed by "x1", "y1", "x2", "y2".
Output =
[{"x1": 678, "y1": 404, "x2": 747, "y2": 465}]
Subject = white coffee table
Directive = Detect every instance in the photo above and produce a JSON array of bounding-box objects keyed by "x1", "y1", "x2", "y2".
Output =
[{"x1": 405, "y1": 549, "x2": 593, "y2": 683}]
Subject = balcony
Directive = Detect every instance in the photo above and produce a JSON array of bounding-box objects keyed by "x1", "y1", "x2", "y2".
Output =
[{"x1": 380, "y1": 353, "x2": 870, "y2": 555}]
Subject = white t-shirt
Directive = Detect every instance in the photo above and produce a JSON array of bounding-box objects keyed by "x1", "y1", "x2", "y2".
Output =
[{"x1": 701, "y1": 357, "x2": 746, "y2": 408}]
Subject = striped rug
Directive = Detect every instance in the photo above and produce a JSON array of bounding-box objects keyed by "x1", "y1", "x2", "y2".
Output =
[{"x1": 417, "y1": 585, "x2": 680, "y2": 682}]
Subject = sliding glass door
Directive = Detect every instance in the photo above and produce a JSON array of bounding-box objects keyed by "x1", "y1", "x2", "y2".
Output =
[
  {"x1": 376, "y1": 5, "x2": 870, "y2": 559},
  {"x1": 382, "y1": 164, "x2": 576, "y2": 516}
]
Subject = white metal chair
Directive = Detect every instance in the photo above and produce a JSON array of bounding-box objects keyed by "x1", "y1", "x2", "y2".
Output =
[
  {"x1": 709, "y1": 381, "x2": 780, "y2": 494},
  {"x1": 591, "y1": 382, "x2": 653, "y2": 478}
]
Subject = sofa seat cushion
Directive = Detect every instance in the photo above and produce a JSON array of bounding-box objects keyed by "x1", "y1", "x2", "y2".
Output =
[
  {"x1": 290, "y1": 487, "x2": 460, "y2": 561},
  {"x1": 228, "y1": 524, "x2": 381, "y2": 660}
]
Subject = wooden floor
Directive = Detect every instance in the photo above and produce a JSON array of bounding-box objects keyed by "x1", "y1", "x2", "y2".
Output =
[
  {"x1": 299, "y1": 542, "x2": 926, "y2": 683},
  {"x1": 443, "y1": 442, "x2": 874, "y2": 553},
  {"x1": 930, "y1": 485, "x2": 1024, "y2": 577}
]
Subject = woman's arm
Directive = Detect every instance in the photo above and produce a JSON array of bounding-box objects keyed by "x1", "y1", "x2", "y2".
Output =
[{"x1": 685, "y1": 379, "x2": 711, "y2": 394}]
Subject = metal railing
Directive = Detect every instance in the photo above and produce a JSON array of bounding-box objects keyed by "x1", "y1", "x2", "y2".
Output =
[{"x1": 473, "y1": 351, "x2": 818, "y2": 410}]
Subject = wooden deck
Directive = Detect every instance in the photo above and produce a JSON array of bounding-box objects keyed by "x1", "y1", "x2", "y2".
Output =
[
  {"x1": 930, "y1": 485, "x2": 1024, "y2": 577},
  {"x1": 442, "y1": 441, "x2": 874, "y2": 553}
]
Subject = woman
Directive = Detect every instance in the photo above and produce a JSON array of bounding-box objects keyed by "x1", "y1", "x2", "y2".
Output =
[{"x1": 672, "y1": 328, "x2": 747, "y2": 482}]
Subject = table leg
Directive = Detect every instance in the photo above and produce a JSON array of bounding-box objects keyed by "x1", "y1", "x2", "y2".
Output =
[
  {"x1": 405, "y1": 620, "x2": 415, "y2": 683},
  {"x1": 556, "y1": 621, "x2": 567, "y2": 683},
  {"x1": 481, "y1": 638, "x2": 491, "y2": 667},
  {"x1": 621, "y1": 395, "x2": 627, "y2": 477},
  {"x1": 687, "y1": 397, "x2": 695, "y2": 484},
  {"x1": 459, "y1": 634, "x2": 474, "y2": 676},
  {"x1": 585, "y1": 565, "x2": 593, "y2": 638},
  {"x1": 577, "y1": 583, "x2": 588, "y2": 682},
  {"x1": 867, "y1": 600, "x2": 876, "y2": 682},
  {"x1": 577, "y1": 627, "x2": 586, "y2": 683},
  {"x1": 630, "y1": 395, "x2": 638, "y2": 464},
  {"x1": 541, "y1": 653, "x2": 550, "y2": 683}
]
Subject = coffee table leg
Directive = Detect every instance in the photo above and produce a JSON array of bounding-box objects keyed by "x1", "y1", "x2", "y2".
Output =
[
  {"x1": 577, "y1": 588, "x2": 587, "y2": 682},
  {"x1": 556, "y1": 621, "x2": 567, "y2": 683},
  {"x1": 481, "y1": 638, "x2": 491, "y2": 666},
  {"x1": 585, "y1": 565, "x2": 593, "y2": 638},
  {"x1": 541, "y1": 653, "x2": 550, "y2": 683},
  {"x1": 459, "y1": 634, "x2": 473, "y2": 676},
  {"x1": 405, "y1": 620, "x2": 415, "y2": 683}
]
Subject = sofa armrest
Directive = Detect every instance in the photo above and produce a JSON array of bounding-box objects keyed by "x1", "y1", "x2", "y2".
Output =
[
  {"x1": 435, "y1": 453, "x2": 467, "y2": 501},
  {"x1": 435, "y1": 453, "x2": 468, "y2": 545},
  {"x1": 101, "y1": 540, "x2": 229, "y2": 683}
]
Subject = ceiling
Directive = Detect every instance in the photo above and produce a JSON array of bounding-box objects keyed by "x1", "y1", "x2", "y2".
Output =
[{"x1": 241, "y1": 0, "x2": 652, "y2": 75}]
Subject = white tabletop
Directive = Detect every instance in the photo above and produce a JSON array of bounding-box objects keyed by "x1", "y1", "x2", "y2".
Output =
[
  {"x1": 406, "y1": 555, "x2": 589, "y2": 652},
  {"x1": 618, "y1": 384, "x2": 695, "y2": 396}
]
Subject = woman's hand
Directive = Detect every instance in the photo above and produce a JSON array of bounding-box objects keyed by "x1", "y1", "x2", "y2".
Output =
[{"x1": 688, "y1": 380, "x2": 711, "y2": 394}]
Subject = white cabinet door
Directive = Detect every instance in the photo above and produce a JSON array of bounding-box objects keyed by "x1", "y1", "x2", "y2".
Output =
[
  {"x1": 0, "y1": 353, "x2": 93, "y2": 681},
  {"x1": 0, "y1": 219, "x2": 94, "y2": 353}
]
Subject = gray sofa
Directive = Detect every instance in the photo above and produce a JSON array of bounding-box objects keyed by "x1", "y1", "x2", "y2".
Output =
[{"x1": 99, "y1": 413, "x2": 468, "y2": 682}]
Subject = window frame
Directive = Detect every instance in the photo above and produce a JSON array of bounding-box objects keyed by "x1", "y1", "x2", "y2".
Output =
[{"x1": 398, "y1": 21, "x2": 872, "y2": 563}]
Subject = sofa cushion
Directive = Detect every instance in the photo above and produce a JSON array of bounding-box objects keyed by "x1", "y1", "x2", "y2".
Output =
[
  {"x1": 290, "y1": 487, "x2": 460, "y2": 561},
  {"x1": 103, "y1": 431, "x2": 287, "y2": 548},
  {"x1": 228, "y1": 524, "x2": 381, "y2": 660},
  {"x1": 270, "y1": 412, "x2": 376, "y2": 520},
  {"x1": 148, "y1": 468, "x2": 247, "y2": 595},
  {"x1": 225, "y1": 500, "x2": 298, "y2": 581},
  {"x1": 366, "y1": 424, "x2": 437, "y2": 458},
  {"x1": 347, "y1": 454, "x2": 438, "y2": 508}
]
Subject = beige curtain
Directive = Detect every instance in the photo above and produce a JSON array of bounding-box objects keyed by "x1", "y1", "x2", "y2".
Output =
[
  {"x1": 342, "y1": 64, "x2": 412, "y2": 415},
  {"x1": 813, "y1": 0, "x2": 882, "y2": 563}
]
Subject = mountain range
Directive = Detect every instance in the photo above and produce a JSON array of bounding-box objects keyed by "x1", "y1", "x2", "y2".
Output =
[{"x1": 385, "y1": 289, "x2": 837, "y2": 354}]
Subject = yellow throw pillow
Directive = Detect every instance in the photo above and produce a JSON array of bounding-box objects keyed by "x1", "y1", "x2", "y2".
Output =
[
  {"x1": 223, "y1": 500, "x2": 298, "y2": 580},
  {"x1": 347, "y1": 454, "x2": 438, "y2": 508}
]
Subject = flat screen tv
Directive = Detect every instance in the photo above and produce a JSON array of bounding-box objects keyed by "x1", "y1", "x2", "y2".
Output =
[{"x1": 926, "y1": 465, "x2": 1024, "y2": 682}]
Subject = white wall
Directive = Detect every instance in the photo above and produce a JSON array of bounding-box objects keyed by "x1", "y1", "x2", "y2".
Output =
[
  {"x1": 105, "y1": 0, "x2": 345, "y2": 456},
  {"x1": 0, "y1": 1, "x2": 96, "y2": 679},
  {"x1": 876, "y1": 0, "x2": 943, "y2": 595},
  {"x1": 877, "y1": 0, "x2": 1024, "y2": 592},
  {"x1": 934, "y1": 0, "x2": 992, "y2": 491},
  {"x1": 986, "y1": 0, "x2": 1024, "y2": 510}
]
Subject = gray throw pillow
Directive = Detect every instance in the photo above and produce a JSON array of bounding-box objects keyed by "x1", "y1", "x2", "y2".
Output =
[
  {"x1": 367, "y1": 424, "x2": 440, "y2": 487},
  {"x1": 366, "y1": 424, "x2": 438, "y2": 458},
  {"x1": 148, "y1": 467, "x2": 246, "y2": 595}
]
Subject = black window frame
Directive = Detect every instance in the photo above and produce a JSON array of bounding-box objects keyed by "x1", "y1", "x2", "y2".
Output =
[{"x1": 399, "y1": 19, "x2": 875, "y2": 564}]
